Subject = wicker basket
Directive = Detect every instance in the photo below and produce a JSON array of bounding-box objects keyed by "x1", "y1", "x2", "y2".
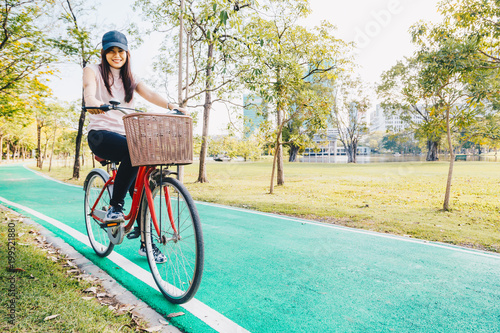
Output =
[{"x1": 123, "y1": 113, "x2": 193, "y2": 167}]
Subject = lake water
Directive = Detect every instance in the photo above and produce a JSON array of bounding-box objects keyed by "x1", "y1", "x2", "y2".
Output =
[{"x1": 299, "y1": 154, "x2": 500, "y2": 164}]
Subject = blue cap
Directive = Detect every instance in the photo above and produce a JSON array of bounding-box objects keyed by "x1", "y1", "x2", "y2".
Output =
[{"x1": 102, "y1": 30, "x2": 128, "y2": 51}]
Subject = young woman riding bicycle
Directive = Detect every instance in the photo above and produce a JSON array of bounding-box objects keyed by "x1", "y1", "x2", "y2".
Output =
[{"x1": 82, "y1": 30, "x2": 187, "y2": 262}]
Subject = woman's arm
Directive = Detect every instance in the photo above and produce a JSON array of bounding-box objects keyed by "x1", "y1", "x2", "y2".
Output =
[
  {"x1": 82, "y1": 67, "x2": 105, "y2": 114},
  {"x1": 135, "y1": 82, "x2": 188, "y2": 114}
]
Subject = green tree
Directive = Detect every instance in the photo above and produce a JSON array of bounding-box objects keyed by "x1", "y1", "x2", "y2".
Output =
[
  {"x1": 55, "y1": 0, "x2": 100, "y2": 179},
  {"x1": 242, "y1": 0, "x2": 348, "y2": 193},
  {"x1": 0, "y1": 0, "x2": 55, "y2": 102},
  {"x1": 379, "y1": 1, "x2": 500, "y2": 211},
  {"x1": 381, "y1": 132, "x2": 421, "y2": 154},
  {"x1": 377, "y1": 58, "x2": 447, "y2": 161},
  {"x1": 0, "y1": 0, "x2": 54, "y2": 159},
  {"x1": 360, "y1": 131, "x2": 385, "y2": 153},
  {"x1": 136, "y1": 0, "x2": 254, "y2": 183},
  {"x1": 332, "y1": 76, "x2": 370, "y2": 163},
  {"x1": 439, "y1": 0, "x2": 500, "y2": 68}
]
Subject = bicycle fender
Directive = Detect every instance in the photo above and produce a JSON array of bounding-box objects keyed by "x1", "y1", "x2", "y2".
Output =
[{"x1": 83, "y1": 168, "x2": 114, "y2": 196}]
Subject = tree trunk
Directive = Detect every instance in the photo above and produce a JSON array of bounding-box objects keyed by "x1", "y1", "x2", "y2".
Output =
[
  {"x1": 347, "y1": 143, "x2": 356, "y2": 163},
  {"x1": 426, "y1": 139, "x2": 439, "y2": 161},
  {"x1": 49, "y1": 126, "x2": 57, "y2": 172},
  {"x1": 72, "y1": 108, "x2": 85, "y2": 179},
  {"x1": 41, "y1": 136, "x2": 50, "y2": 169},
  {"x1": 14, "y1": 144, "x2": 19, "y2": 161},
  {"x1": 270, "y1": 143, "x2": 278, "y2": 194},
  {"x1": 352, "y1": 141, "x2": 358, "y2": 163},
  {"x1": 36, "y1": 120, "x2": 42, "y2": 168},
  {"x1": 276, "y1": 105, "x2": 284, "y2": 185},
  {"x1": 197, "y1": 43, "x2": 214, "y2": 183},
  {"x1": 269, "y1": 121, "x2": 287, "y2": 193},
  {"x1": 176, "y1": 0, "x2": 185, "y2": 183},
  {"x1": 81, "y1": 142, "x2": 85, "y2": 167},
  {"x1": 289, "y1": 143, "x2": 299, "y2": 162},
  {"x1": 277, "y1": 143, "x2": 284, "y2": 184},
  {"x1": 443, "y1": 108, "x2": 454, "y2": 211}
]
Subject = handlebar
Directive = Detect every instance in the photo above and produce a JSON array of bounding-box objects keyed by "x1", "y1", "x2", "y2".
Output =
[
  {"x1": 82, "y1": 104, "x2": 113, "y2": 111},
  {"x1": 82, "y1": 102, "x2": 185, "y2": 116}
]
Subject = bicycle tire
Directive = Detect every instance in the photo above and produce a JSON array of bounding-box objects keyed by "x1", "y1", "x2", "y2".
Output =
[
  {"x1": 143, "y1": 177, "x2": 204, "y2": 304},
  {"x1": 84, "y1": 170, "x2": 114, "y2": 257}
]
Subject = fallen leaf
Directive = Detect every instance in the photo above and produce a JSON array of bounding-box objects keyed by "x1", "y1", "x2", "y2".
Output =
[
  {"x1": 7, "y1": 267, "x2": 25, "y2": 272},
  {"x1": 117, "y1": 304, "x2": 135, "y2": 313},
  {"x1": 96, "y1": 293, "x2": 107, "y2": 298},
  {"x1": 158, "y1": 319, "x2": 169, "y2": 325},
  {"x1": 66, "y1": 261, "x2": 77, "y2": 267},
  {"x1": 81, "y1": 276, "x2": 98, "y2": 283},
  {"x1": 44, "y1": 314, "x2": 60, "y2": 321},
  {"x1": 144, "y1": 325, "x2": 163, "y2": 332},
  {"x1": 84, "y1": 287, "x2": 97, "y2": 293},
  {"x1": 35, "y1": 236, "x2": 45, "y2": 243},
  {"x1": 166, "y1": 312, "x2": 185, "y2": 318}
]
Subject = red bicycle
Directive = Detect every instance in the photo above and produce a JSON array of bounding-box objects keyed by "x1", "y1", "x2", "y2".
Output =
[{"x1": 82, "y1": 101, "x2": 203, "y2": 304}]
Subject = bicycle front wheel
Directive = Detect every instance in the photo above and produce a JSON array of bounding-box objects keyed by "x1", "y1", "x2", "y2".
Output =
[
  {"x1": 84, "y1": 170, "x2": 114, "y2": 257},
  {"x1": 143, "y1": 177, "x2": 204, "y2": 304}
]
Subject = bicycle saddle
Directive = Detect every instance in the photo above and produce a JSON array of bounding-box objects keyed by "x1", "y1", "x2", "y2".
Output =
[{"x1": 94, "y1": 155, "x2": 119, "y2": 167}]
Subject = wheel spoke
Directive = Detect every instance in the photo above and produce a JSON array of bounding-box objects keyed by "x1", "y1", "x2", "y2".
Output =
[
  {"x1": 84, "y1": 172, "x2": 113, "y2": 257},
  {"x1": 144, "y1": 177, "x2": 203, "y2": 304}
]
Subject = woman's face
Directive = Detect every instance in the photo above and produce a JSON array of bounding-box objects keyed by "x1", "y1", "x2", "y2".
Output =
[{"x1": 105, "y1": 47, "x2": 127, "y2": 69}]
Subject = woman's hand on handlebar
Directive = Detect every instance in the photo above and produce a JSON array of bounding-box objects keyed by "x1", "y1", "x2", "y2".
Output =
[
  {"x1": 175, "y1": 107, "x2": 189, "y2": 115},
  {"x1": 84, "y1": 104, "x2": 111, "y2": 114}
]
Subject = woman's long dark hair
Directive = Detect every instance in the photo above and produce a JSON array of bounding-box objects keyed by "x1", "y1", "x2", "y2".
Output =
[{"x1": 99, "y1": 49, "x2": 135, "y2": 103}]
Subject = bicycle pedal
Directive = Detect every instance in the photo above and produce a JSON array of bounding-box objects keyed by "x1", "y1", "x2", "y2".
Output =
[{"x1": 100, "y1": 221, "x2": 122, "y2": 228}]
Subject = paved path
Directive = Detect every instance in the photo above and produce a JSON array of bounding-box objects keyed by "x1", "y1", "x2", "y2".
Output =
[{"x1": 1, "y1": 164, "x2": 499, "y2": 332}]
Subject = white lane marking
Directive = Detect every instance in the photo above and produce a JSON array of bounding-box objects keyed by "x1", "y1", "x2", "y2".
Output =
[
  {"x1": 0, "y1": 196, "x2": 250, "y2": 333},
  {"x1": 20, "y1": 164, "x2": 500, "y2": 260},
  {"x1": 23, "y1": 164, "x2": 82, "y2": 188},
  {"x1": 196, "y1": 201, "x2": 500, "y2": 260}
]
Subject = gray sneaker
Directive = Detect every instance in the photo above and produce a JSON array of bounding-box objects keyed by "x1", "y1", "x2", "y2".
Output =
[
  {"x1": 103, "y1": 206, "x2": 125, "y2": 223},
  {"x1": 139, "y1": 243, "x2": 167, "y2": 264}
]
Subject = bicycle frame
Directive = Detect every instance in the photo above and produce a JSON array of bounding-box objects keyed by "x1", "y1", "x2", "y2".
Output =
[{"x1": 89, "y1": 164, "x2": 179, "y2": 237}]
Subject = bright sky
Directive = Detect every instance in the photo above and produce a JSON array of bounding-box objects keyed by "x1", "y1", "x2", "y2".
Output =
[
  {"x1": 306, "y1": 0, "x2": 442, "y2": 83},
  {"x1": 49, "y1": 0, "x2": 443, "y2": 134}
]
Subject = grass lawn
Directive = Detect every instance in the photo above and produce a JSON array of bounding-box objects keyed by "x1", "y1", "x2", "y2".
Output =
[
  {"x1": 0, "y1": 207, "x2": 144, "y2": 332},
  {"x1": 30, "y1": 159, "x2": 500, "y2": 252}
]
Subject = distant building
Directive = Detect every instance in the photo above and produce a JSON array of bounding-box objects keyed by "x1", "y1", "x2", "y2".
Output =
[
  {"x1": 370, "y1": 104, "x2": 425, "y2": 133},
  {"x1": 243, "y1": 95, "x2": 267, "y2": 138},
  {"x1": 303, "y1": 128, "x2": 339, "y2": 157}
]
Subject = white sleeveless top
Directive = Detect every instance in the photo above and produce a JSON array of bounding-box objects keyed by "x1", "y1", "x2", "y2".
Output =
[{"x1": 85, "y1": 64, "x2": 141, "y2": 135}]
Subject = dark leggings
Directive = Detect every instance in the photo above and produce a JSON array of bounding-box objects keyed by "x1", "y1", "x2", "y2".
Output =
[
  {"x1": 87, "y1": 130, "x2": 138, "y2": 208},
  {"x1": 88, "y1": 130, "x2": 147, "y2": 243}
]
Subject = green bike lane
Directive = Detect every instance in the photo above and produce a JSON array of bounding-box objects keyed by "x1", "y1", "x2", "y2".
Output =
[{"x1": 1, "y1": 164, "x2": 499, "y2": 332}]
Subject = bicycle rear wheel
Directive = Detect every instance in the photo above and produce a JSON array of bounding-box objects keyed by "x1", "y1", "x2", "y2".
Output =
[
  {"x1": 84, "y1": 170, "x2": 114, "y2": 257},
  {"x1": 143, "y1": 177, "x2": 204, "y2": 304}
]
